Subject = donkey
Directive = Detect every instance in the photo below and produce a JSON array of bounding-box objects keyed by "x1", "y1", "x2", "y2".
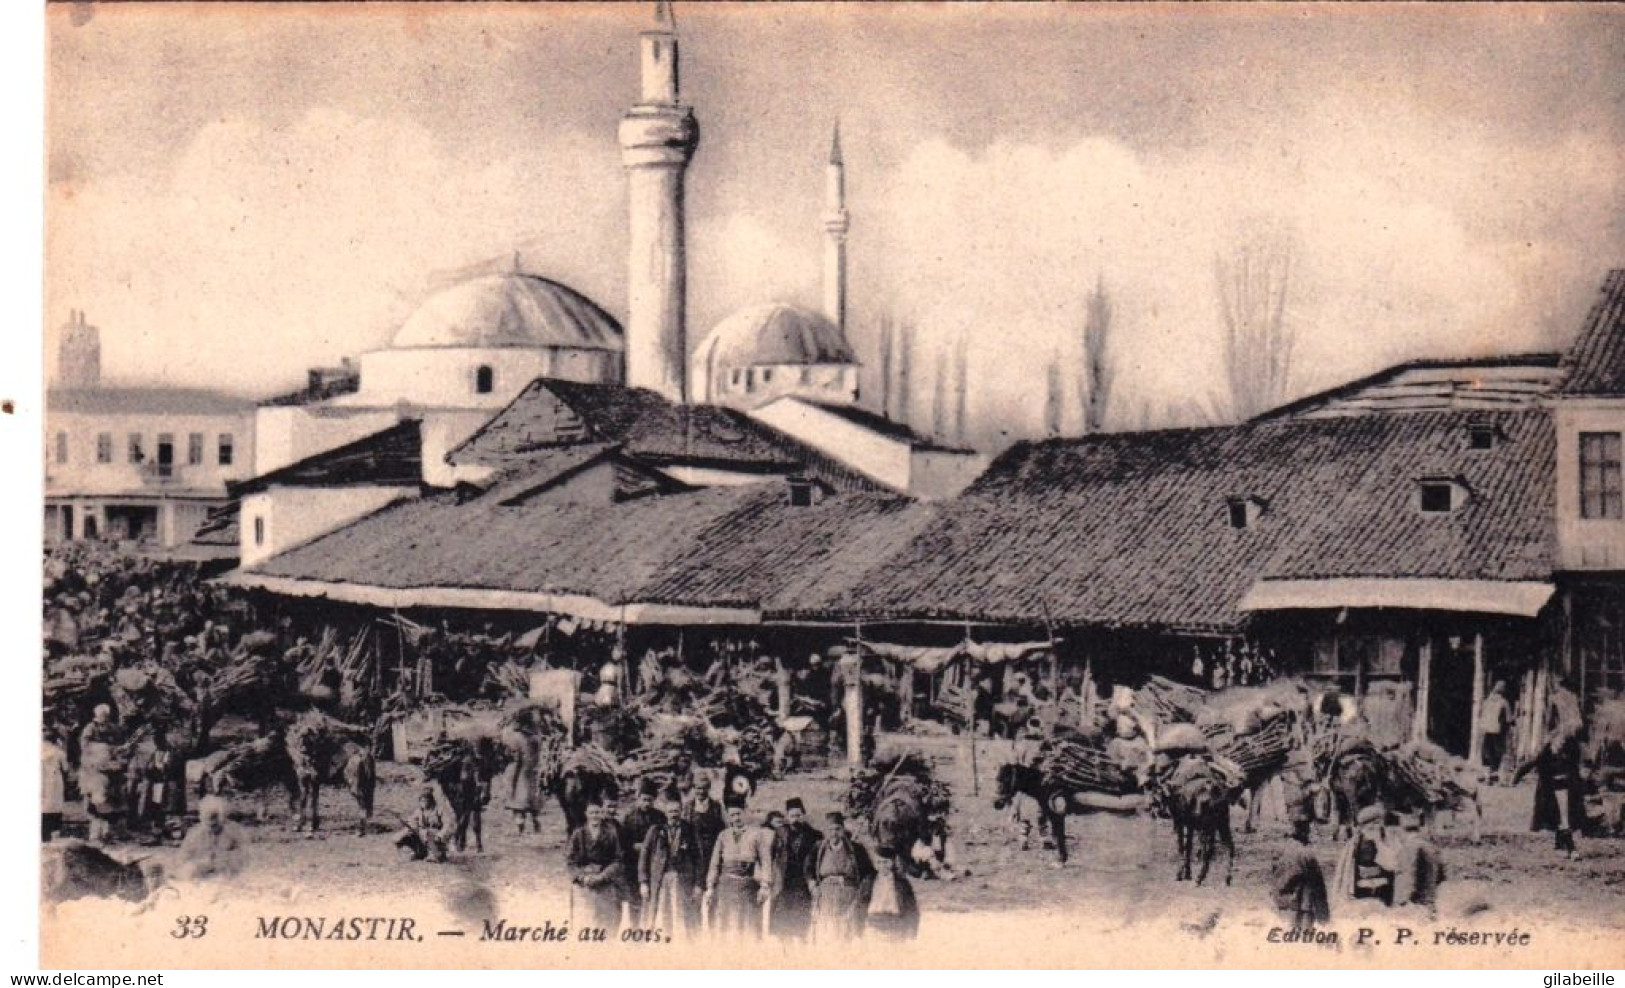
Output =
[
  {"x1": 1157, "y1": 758, "x2": 1236, "y2": 886},
  {"x1": 993, "y1": 761, "x2": 1140, "y2": 864}
]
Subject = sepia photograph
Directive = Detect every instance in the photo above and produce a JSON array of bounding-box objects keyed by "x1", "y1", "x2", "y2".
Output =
[{"x1": 27, "y1": 0, "x2": 1625, "y2": 971}]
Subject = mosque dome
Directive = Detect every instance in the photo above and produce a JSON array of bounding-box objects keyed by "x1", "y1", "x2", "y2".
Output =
[
  {"x1": 392, "y1": 274, "x2": 624, "y2": 351},
  {"x1": 694, "y1": 303, "x2": 857, "y2": 369}
]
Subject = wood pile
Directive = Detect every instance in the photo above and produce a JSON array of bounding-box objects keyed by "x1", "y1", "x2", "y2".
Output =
[
  {"x1": 1138, "y1": 676, "x2": 1207, "y2": 724},
  {"x1": 845, "y1": 751, "x2": 951, "y2": 821},
  {"x1": 1037, "y1": 735, "x2": 1138, "y2": 796}
]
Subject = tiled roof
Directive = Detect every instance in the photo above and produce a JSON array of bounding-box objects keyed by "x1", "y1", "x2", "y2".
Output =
[
  {"x1": 1557, "y1": 269, "x2": 1625, "y2": 397},
  {"x1": 47, "y1": 387, "x2": 256, "y2": 416},
  {"x1": 822, "y1": 410, "x2": 1556, "y2": 631},
  {"x1": 229, "y1": 420, "x2": 421, "y2": 497},
  {"x1": 1252, "y1": 355, "x2": 1562, "y2": 421},
  {"x1": 448, "y1": 379, "x2": 884, "y2": 491},
  {"x1": 251, "y1": 482, "x2": 920, "y2": 613},
  {"x1": 1261, "y1": 411, "x2": 1553, "y2": 582}
]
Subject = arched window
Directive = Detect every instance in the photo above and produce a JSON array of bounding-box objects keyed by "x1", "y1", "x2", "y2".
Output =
[{"x1": 475, "y1": 365, "x2": 495, "y2": 394}]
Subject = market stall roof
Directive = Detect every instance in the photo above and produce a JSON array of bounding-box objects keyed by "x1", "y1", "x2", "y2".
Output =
[
  {"x1": 1238, "y1": 578, "x2": 1555, "y2": 618},
  {"x1": 858, "y1": 640, "x2": 1053, "y2": 672}
]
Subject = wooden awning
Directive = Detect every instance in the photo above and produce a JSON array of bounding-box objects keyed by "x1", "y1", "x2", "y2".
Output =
[{"x1": 1239, "y1": 578, "x2": 1555, "y2": 618}]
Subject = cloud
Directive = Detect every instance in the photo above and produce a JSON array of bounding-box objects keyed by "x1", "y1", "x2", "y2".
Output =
[
  {"x1": 842, "y1": 111, "x2": 1622, "y2": 442},
  {"x1": 46, "y1": 107, "x2": 624, "y2": 394}
]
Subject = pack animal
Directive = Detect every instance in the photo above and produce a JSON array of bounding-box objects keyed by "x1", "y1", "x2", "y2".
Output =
[
  {"x1": 42, "y1": 840, "x2": 171, "y2": 911},
  {"x1": 1154, "y1": 757, "x2": 1236, "y2": 885},
  {"x1": 992, "y1": 760, "x2": 1140, "y2": 865},
  {"x1": 1323, "y1": 746, "x2": 1385, "y2": 840},
  {"x1": 285, "y1": 713, "x2": 377, "y2": 834}
]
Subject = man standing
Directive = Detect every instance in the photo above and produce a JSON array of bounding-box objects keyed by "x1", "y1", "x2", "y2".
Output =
[
  {"x1": 620, "y1": 779, "x2": 667, "y2": 917},
  {"x1": 704, "y1": 805, "x2": 773, "y2": 939},
  {"x1": 772, "y1": 798, "x2": 821, "y2": 940},
  {"x1": 685, "y1": 777, "x2": 726, "y2": 881},
  {"x1": 811, "y1": 811, "x2": 873, "y2": 943},
  {"x1": 1479, "y1": 680, "x2": 1512, "y2": 784},
  {"x1": 78, "y1": 704, "x2": 122, "y2": 844},
  {"x1": 640, "y1": 786, "x2": 704, "y2": 938},
  {"x1": 42, "y1": 728, "x2": 68, "y2": 843},
  {"x1": 568, "y1": 801, "x2": 627, "y2": 930}
]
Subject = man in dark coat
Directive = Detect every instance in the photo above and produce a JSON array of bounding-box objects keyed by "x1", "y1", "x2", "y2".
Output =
[
  {"x1": 1514, "y1": 731, "x2": 1587, "y2": 858},
  {"x1": 568, "y1": 801, "x2": 627, "y2": 930},
  {"x1": 620, "y1": 779, "x2": 667, "y2": 916},
  {"x1": 771, "y1": 797, "x2": 821, "y2": 940},
  {"x1": 685, "y1": 778, "x2": 726, "y2": 879},
  {"x1": 640, "y1": 787, "x2": 704, "y2": 937}
]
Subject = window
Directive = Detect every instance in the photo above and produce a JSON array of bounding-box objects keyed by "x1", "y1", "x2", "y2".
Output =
[
  {"x1": 127, "y1": 433, "x2": 144, "y2": 464},
  {"x1": 1580, "y1": 431, "x2": 1623, "y2": 520},
  {"x1": 156, "y1": 433, "x2": 174, "y2": 477},
  {"x1": 1468, "y1": 424, "x2": 1496, "y2": 451},
  {"x1": 218, "y1": 433, "x2": 235, "y2": 466},
  {"x1": 1420, "y1": 482, "x2": 1455, "y2": 513},
  {"x1": 475, "y1": 365, "x2": 494, "y2": 395},
  {"x1": 96, "y1": 433, "x2": 112, "y2": 464},
  {"x1": 253, "y1": 516, "x2": 265, "y2": 547},
  {"x1": 54, "y1": 431, "x2": 68, "y2": 464},
  {"x1": 731, "y1": 368, "x2": 742, "y2": 387},
  {"x1": 800, "y1": 367, "x2": 813, "y2": 385},
  {"x1": 762, "y1": 368, "x2": 774, "y2": 384},
  {"x1": 1227, "y1": 500, "x2": 1249, "y2": 529},
  {"x1": 187, "y1": 433, "x2": 204, "y2": 466},
  {"x1": 746, "y1": 368, "x2": 757, "y2": 393},
  {"x1": 788, "y1": 480, "x2": 814, "y2": 507}
]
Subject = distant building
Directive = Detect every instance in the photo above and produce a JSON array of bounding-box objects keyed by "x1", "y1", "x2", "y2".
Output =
[
  {"x1": 45, "y1": 378, "x2": 255, "y2": 554},
  {"x1": 57, "y1": 309, "x2": 100, "y2": 388},
  {"x1": 692, "y1": 124, "x2": 862, "y2": 412}
]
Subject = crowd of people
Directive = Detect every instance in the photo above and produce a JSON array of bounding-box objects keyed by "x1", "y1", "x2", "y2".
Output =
[{"x1": 562, "y1": 777, "x2": 915, "y2": 945}]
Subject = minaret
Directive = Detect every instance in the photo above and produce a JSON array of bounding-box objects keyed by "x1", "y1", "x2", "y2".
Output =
[
  {"x1": 822, "y1": 120, "x2": 850, "y2": 335},
  {"x1": 58, "y1": 309, "x2": 101, "y2": 388},
  {"x1": 619, "y1": 1, "x2": 699, "y2": 404}
]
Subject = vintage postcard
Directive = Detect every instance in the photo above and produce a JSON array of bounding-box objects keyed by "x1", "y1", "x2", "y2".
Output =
[{"x1": 35, "y1": 0, "x2": 1625, "y2": 971}]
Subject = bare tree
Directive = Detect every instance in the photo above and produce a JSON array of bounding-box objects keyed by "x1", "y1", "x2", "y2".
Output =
[
  {"x1": 1216, "y1": 233, "x2": 1295, "y2": 421},
  {"x1": 895, "y1": 319, "x2": 914, "y2": 427},
  {"x1": 952, "y1": 333, "x2": 969, "y2": 445},
  {"x1": 1081, "y1": 274, "x2": 1114, "y2": 433},
  {"x1": 932, "y1": 347, "x2": 949, "y2": 441},
  {"x1": 1044, "y1": 352, "x2": 1063, "y2": 438},
  {"x1": 876, "y1": 315, "x2": 894, "y2": 419}
]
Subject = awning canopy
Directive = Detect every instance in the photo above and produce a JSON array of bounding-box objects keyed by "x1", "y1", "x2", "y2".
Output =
[
  {"x1": 219, "y1": 572, "x2": 761, "y2": 627},
  {"x1": 858, "y1": 639, "x2": 1053, "y2": 672},
  {"x1": 1239, "y1": 578, "x2": 1555, "y2": 618}
]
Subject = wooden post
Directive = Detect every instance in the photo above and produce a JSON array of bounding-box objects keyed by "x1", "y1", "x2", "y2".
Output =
[
  {"x1": 775, "y1": 661, "x2": 792, "y2": 722},
  {"x1": 1468, "y1": 631, "x2": 1486, "y2": 767},
  {"x1": 839, "y1": 652, "x2": 863, "y2": 767},
  {"x1": 1413, "y1": 636, "x2": 1432, "y2": 743}
]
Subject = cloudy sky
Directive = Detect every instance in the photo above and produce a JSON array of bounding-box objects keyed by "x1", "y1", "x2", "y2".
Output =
[{"x1": 45, "y1": 2, "x2": 1625, "y2": 441}]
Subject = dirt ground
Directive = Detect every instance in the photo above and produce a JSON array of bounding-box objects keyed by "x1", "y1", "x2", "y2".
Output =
[
  {"x1": 44, "y1": 743, "x2": 1625, "y2": 968},
  {"x1": 75, "y1": 755, "x2": 1625, "y2": 921}
]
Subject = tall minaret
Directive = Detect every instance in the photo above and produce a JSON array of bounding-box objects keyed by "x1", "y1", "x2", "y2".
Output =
[
  {"x1": 822, "y1": 121, "x2": 850, "y2": 335},
  {"x1": 619, "y1": 1, "x2": 700, "y2": 404}
]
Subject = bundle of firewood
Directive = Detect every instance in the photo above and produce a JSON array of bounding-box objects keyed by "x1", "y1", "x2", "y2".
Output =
[
  {"x1": 845, "y1": 751, "x2": 951, "y2": 821},
  {"x1": 562, "y1": 743, "x2": 620, "y2": 779},
  {"x1": 1037, "y1": 735, "x2": 1137, "y2": 796},
  {"x1": 1212, "y1": 713, "x2": 1296, "y2": 786},
  {"x1": 1138, "y1": 676, "x2": 1207, "y2": 725},
  {"x1": 485, "y1": 661, "x2": 532, "y2": 700},
  {"x1": 1384, "y1": 741, "x2": 1475, "y2": 809},
  {"x1": 201, "y1": 653, "x2": 282, "y2": 710}
]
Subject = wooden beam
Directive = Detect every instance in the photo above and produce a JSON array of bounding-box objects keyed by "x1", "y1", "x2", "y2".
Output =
[
  {"x1": 1413, "y1": 636, "x2": 1432, "y2": 743},
  {"x1": 1468, "y1": 631, "x2": 1486, "y2": 766}
]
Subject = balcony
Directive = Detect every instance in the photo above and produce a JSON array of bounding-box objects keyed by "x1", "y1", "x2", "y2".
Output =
[{"x1": 138, "y1": 461, "x2": 185, "y2": 487}]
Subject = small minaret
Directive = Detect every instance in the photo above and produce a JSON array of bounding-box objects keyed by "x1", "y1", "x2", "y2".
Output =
[
  {"x1": 822, "y1": 120, "x2": 850, "y2": 336},
  {"x1": 58, "y1": 309, "x2": 101, "y2": 388},
  {"x1": 619, "y1": 1, "x2": 700, "y2": 404}
]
